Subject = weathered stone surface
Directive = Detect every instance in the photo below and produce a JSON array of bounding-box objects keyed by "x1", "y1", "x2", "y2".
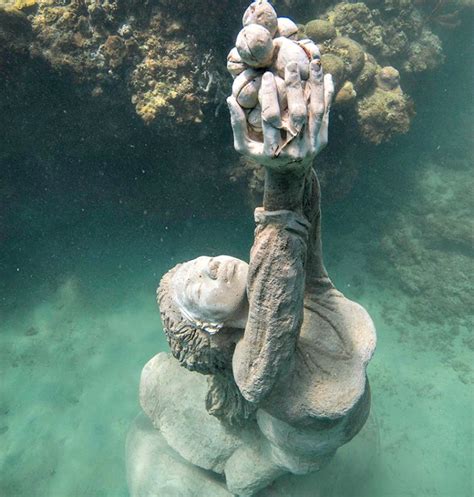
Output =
[
  {"x1": 233, "y1": 179, "x2": 376, "y2": 428},
  {"x1": 224, "y1": 441, "x2": 285, "y2": 496},
  {"x1": 261, "y1": 289, "x2": 375, "y2": 425},
  {"x1": 139, "y1": 353, "x2": 244, "y2": 474},
  {"x1": 126, "y1": 408, "x2": 381, "y2": 497},
  {"x1": 233, "y1": 208, "x2": 310, "y2": 405},
  {"x1": 126, "y1": 412, "x2": 233, "y2": 497},
  {"x1": 138, "y1": 349, "x2": 374, "y2": 495},
  {"x1": 139, "y1": 352, "x2": 287, "y2": 495}
]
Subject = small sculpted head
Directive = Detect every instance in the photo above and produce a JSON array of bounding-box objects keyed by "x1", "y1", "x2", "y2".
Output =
[
  {"x1": 157, "y1": 256, "x2": 248, "y2": 374},
  {"x1": 171, "y1": 255, "x2": 249, "y2": 330}
]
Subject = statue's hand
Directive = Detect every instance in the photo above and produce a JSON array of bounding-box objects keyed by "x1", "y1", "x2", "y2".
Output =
[{"x1": 228, "y1": 59, "x2": 334, "y2": 171}]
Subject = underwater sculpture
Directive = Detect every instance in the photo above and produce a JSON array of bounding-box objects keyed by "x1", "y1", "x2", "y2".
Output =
[{"x1": 127, "y1": 2, "x2": 376, "y2": 495}]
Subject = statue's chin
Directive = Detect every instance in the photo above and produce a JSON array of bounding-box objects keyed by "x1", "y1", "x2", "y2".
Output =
[
  {"x1": 225, "y1": 314, "x2": 247, "y2": 330},
  {"x1": 223, "y1": 302, "x2": 249, "y2": 330}
]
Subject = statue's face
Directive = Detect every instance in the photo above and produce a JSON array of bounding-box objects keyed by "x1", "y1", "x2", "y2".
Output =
[{"x1": 171, "y1": 256, "x2": 249, "y2": 328}]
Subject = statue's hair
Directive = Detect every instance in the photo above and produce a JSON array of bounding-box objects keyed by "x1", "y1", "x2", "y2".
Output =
[{"x1": 157, "y1": 265, "x2": 256, "y2": 425}]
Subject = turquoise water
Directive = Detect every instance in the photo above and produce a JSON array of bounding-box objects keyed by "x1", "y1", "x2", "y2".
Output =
[{"x1": 1, "y1": 6, "x2": 473, "y2": 497}]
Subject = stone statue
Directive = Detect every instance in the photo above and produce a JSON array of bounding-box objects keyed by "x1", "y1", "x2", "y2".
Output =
[{"x1": 127, "y1": 2, "x2": 376, "y2": 496}]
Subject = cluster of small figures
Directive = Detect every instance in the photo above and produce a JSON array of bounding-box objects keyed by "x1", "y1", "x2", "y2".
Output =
[{"x1": 227, "y1": 0, "x2": 322, "y2": 137}]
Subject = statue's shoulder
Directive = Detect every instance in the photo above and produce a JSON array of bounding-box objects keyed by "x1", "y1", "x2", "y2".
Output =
[{"x1": 263, "y1": 289, "x2": 376, "y2": 425}]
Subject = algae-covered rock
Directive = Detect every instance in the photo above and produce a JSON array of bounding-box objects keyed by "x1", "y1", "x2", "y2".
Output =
[
  {"x1": 128, "y1": 13, "x2": 205, "y2": 126},
  {"x1": 31, "y1": 1, "x2": 135, "y2": 84},
  {"x1": 302, "y1": 0, "x2": 449, "y2": 142},
  {"x1": 328, "y1": 2, "x2": 385, "y2": 53},
  {"x1": 331, "y1": 36, "x2": 365, "y2": 76},
  {"x1": 26, "y1": 0, "x2": 226, "y2": 128},
  {"x1": 335, "y1": 80, "x2": 356, "y2": 105},
  {"x1": 319, "y1": 34, "x2": 368, "y2": 100},
  {"x1": 101, "y1": 35, "x2": 128, "y2": 69},
  {"x1": 353, "y1": 54, "x2": 377, "y2": 95},
  {"x1": 0, "y1": 5, "x2": 32, "y2": 64},
  {"x1": 14, "y1": 0, "x2": 37, "y2": 9},
  {"x1": 403, "y1": 28, "x2": 444, "y2": 73},
  {"x1": 375, "y1": 66, "x2": 400, "y2": 91},
  {"x1": 0, "y1": 5, "x2": 30, "y2": 35},
  {"x1": 305, "y1": 19, "x2": 336, "y2": 43},
  {"x1": 321, "y1": 53, "x2": 346, "y2": 87},
  {"x1": 322, "y1": 1, "x2": 444, "y2": 76},
  {"x1": 356, "y1": 87, "x2": 412, "y2": 144}
]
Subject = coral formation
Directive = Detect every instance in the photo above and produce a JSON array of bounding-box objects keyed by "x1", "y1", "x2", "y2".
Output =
[
  {"x1": 299, "y1": 20, "x2": 415, "y2": 143},
  {"x1": 356, "y1": 66, "x2": 413, "y2": 144},
  {"x1": 0, "y1": 5, "x2": 32, "y2": 63},
  {"x1": 324, "y1": 1, "x2": 445, "y2": 74},
  {"x1": 128, "y1": 14, "x2": 204, "y2": 126},
  {"x1": 356, "y1": 88, "x2": 411, "y2": 144},
  {"x1": 1, "y1": 0, "x2": 230, "y2": 129},
  {"x1": 296, "y1": 0, "x2": 450, "y2": 143},
  {"x1": 31, "y1": 0, "x2": 135, "y2": 84},
  {"x1": 1, "y1": 0, "x2": 470, "y2": 202},
  {"x1": 403, "y1": 28, "x2": 444, "y2": 73}
]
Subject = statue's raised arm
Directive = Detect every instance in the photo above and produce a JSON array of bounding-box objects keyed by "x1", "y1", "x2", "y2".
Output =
[{"x1": 227, "y1": 0, "x2": 334, "y2": 404}]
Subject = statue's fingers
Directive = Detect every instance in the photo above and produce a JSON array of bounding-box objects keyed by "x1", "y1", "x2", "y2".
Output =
[
  {"x1": 285, "y1": 62, "x2": 307, "y2": 135},
  {"x1": 314, "y1": 117, "x2": 328, "y2": 155},
  {"x1": 323, "y1": 73, "x2": 334, "y2": 115},
  {"x1": 314, "y1": 74, "x2": 334, "y2": 153},
  {"x1": 259, "y1": 71, "x2": 282, "y2": 128},
  {"x1": 316, "y1": 73, "x2": 334, "y2": 153},
  {"x1": 308, "y1": 59, "x2": 325, "y2": 152},
  {"x1": 227, "y1": 96, "x2": 250, "y2": 154},
  {"x1": 262, "y1": 119, "x2": 281, "y2": 157}
]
